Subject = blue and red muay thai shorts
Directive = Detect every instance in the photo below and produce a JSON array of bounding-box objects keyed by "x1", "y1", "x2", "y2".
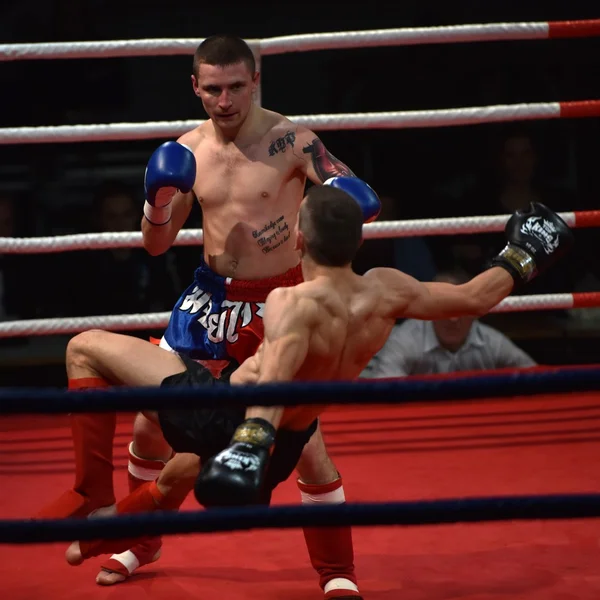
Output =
[{"x1": 159, "y1": 258, "x2": 303, "y2": 369}]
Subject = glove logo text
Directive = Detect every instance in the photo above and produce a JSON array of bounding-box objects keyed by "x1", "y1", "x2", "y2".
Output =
[
  {"x1": 520, "y1": 216, "x2": 560, "y2": 255},
  {"x1": 216, "y1": 449, "x2": 261, "y2": 472}
]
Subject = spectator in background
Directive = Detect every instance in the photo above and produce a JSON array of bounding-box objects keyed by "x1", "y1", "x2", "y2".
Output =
[
  {"x1": 361, "y1": 268, "x2": 536, "y2": 378},
  {"x1": 71, "y1": 181, "x2": 181, "y2": 316},
  {"x1": 435, "y1": 126, "x2": 574, "y2": 300},
  {"x1": 481, "y1": 126, "x2": 569, "y2": 213}
]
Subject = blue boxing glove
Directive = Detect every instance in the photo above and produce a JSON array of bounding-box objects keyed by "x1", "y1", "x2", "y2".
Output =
[
  {"x1": 143, "y1": 141, "x2": 196, "y2": 225},
  {"x1": 324, "y1": 176, "x2": 381, "y2": 223}
]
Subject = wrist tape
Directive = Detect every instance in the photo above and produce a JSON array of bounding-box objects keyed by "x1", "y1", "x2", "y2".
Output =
[
  {"x1": 143, "y1": 201, "x2": 172, "y2": 226},
  {"x1": 491, "y1": 244, "x2": 537, "y2": 284}
]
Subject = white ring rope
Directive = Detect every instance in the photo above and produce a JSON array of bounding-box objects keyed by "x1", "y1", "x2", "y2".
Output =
[
  {"x1": 2, "y1": 21, "x2": 598, "y2": 339},
  {"x1": 0, "y1": 293, "x2": 596, "y2": 338},
  {"x1": 2, "y1": 211, "x2": 600, "y2": 254},
  {"x1": 259, "y1": 23, "x2": 549, "y2": 55},
  {"x1": 2, "y1": 101, "x2": 598, "y2": 144},
  {"x1": 1, "y1": 20, "x2": 599, "y2": 61},
  {"x1": 0, "y1": 229, "x2": 199, "y2": 253}
]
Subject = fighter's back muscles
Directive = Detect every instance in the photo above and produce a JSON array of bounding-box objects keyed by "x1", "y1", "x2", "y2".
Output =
[
  {"x1": 367, "y1": 266, "x2": 514, "y2": 321},
  {"x1": 257, "y1": 287, "x2": 320, "y2": 383},
  {"x1": 232, "y1": 287, "x2": 320, "y2": 430}
]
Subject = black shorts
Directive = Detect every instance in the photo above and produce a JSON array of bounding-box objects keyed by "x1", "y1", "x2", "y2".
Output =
[{"x1": 157, "y1": 355, "x2": 318, "y2": 503}]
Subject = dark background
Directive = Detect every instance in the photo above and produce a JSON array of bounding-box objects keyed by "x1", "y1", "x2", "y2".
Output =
[{"x1": 0, "y1": 0, "x2": 599, "y2": 385}]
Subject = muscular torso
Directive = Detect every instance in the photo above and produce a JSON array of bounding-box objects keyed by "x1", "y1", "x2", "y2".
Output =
[
  {"x1": 288, "y1": 276, "x2": 396, "y2": 383},
  {"x1": 232, "y1": 273, "x2": 397, "y2": 428},
  {"x1": 182, "y1": 110, "x2": 306, "y2": 279}
]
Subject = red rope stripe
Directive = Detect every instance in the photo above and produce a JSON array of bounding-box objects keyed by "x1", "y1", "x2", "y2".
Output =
[
  {"x1": 573, "y1": 211, "x2": 600, "y2": 228},
  {"x1": 572, "y1": 293, "x2": 600, "y2": 309},
  {"x1": 548, "y1": 19, "x2": 600, "y2": 39},
  {"x1": 559, "y1": 100, "x2": 600, "y2": 119}
]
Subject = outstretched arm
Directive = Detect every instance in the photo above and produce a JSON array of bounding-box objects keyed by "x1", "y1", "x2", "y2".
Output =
[
  {"x1": 370, "y1": 266, "x2": 514, "y2": 321},
  {"x1": 371, "y1": 201, "x2": 574, "y2": 321}
]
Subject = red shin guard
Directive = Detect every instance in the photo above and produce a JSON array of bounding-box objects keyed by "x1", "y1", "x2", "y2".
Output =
[
  {"x1": 98, "y1": 444, "x2": 170, "y2": 577},
  {"x1": 36, "y1": 377, "x2": 116, "y2": 519},
  {"x1": 81, "y1": 478, "x2": 189, "y2": 560},
  {"x1": 298, "y1": 478, "x2": 361, "y2": 598},
  {"x1": 79, "y1": 481, "x2": 164, "y2": 559}
]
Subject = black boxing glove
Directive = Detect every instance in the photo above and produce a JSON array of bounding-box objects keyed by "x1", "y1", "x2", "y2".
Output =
[
  {"x1": 194, "y1": 418, "x2": 276, "y2": 508},
  {"x1": 489, "y1": 202, "x2": 574, "y2": 286}
]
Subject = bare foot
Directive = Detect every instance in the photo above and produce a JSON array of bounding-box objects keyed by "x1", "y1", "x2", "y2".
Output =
[
  {"x1": 95, "y1": 541, "x2": 162, "y2": 586},
  {"x1": 96, "y1": 569, "x2": 128, "y2": 586},
  {"x1": 65, "y1": 541, "x2": 84, "y2": 566},
  {"x1": 64, "y1": 505, "x2": 117, "y2": 567}
]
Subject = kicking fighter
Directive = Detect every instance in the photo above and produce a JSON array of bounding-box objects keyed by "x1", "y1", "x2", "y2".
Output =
[
  {"x1": 64, "y1": 186, "x2": 572, "y2": 600},
  {"x1": 39, "y1": 33, "x2": 380, "y2": 597}
]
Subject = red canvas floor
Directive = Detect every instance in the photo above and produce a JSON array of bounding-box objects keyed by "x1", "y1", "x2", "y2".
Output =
[{"x1": 2, "y1": 391, "x2": 600, "y2": 599}]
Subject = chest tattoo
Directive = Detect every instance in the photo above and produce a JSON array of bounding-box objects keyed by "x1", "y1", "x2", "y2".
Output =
[
  {"x1": 252, "y1": 215, "x2": 291, "y2": 254},
  {"x1": 268, "y1": 130, "x2": 296, "y2": 156}
]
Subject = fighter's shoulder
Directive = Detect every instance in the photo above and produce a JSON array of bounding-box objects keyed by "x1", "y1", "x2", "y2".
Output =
[
  {"x1": 265, "y1": 285, "x2": 292, "y2": 306},
  {"x1": 266, "y1": 283, "x2": 312, "y2": 307},
  {"x1": 266, "y1": 284, "x2": 320, "y2": 319},
  {"x1": 263, "y1": 110, "x2": 314, "y2": 144},
  {"x1": 177, "y1": 123, "x2": 210, "y2": 151},
  {"x1": 362, "y1": 268, "x2": 416, "y2": 309},
  {"x1": 363, "y1": 267, "x2": 395, "y2": 287},
  {"x1": 364, "y1": 267, "x2": 414, "y2": 288}
]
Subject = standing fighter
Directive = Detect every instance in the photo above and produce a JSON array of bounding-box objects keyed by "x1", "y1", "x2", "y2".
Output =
[
  {"x1": 64, "y1": 186, "x2": 573, "y2": 593},
  {"x1": 38, "y1": 34, "x2": 380, "y2": 597}
]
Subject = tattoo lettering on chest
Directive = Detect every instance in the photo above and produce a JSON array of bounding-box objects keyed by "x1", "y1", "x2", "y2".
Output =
[
  {"x1": 302, "y1": 137, "x2": 355, "y2": 182},
  {"x1": 268, "y1": 130, "x2": 296, "y2": 156},
  {"x1": 252, "y1": 215, "x2": 291, "y2": 254}
]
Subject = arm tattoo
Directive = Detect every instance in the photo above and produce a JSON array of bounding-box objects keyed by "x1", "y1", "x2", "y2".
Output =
[{"x1": 302, "y1": 137, "x2": 356, "y2": 181}]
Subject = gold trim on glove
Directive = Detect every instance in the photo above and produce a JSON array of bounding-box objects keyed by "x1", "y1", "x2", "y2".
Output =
[
  {"x1": 497, "y1": 245, "x2": 537, "y2": 282},
  {"x1": 233, "y1": 422, "x2": 274, "y2": 446}
]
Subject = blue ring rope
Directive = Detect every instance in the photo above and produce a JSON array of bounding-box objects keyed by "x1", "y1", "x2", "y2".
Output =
[
  {"x1": 1, "y1": 366, "x2": 600, "y2": 414},
  {"x1": 2, "y1": 494, "x2": 600, "y2": 544}
]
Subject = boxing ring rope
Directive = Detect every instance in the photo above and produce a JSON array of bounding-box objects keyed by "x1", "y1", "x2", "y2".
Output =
[
  {"x1": 0, "y1": 205, "x2": 596, "y2": 337},
  {"x1": 2, "y1": 364, "x2": 600, "y2": 543},
  {"x1": 1, "y1": 19, "x2": 599, "y2": 62},
  {"x1": 0, "y1": 207, "x2": 596, "y2": 337},
  {"x1": 2, "y1": 101, "x2": 600, "y2": 144},
  {"x1": 0, "y1": 209, "x2": 598, "y2": 253},
  {"x1": 3, "y1": 494, "x2": 600, "y2": 544},
  {"x1": 0, "y1": 292, "x2": 596, "y2": 338},
  {"x1": 2, "y1": 22, "x2": 600, "y2": 556},
  {"x1": 0, "y1": 364, "x2": 599, "y2": 413}
]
